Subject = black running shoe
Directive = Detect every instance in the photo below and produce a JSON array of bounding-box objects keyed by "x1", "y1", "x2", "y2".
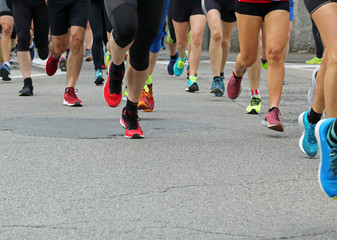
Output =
[
  {"x1": 59, "y1": 58, "x2": 67, "y2": 72},
  {"x1": 0, "y1": 64, "x2": 11, "y2": 81},
  {"x1": 19, "y1": 85, "x2": 34, "y2": 96}
]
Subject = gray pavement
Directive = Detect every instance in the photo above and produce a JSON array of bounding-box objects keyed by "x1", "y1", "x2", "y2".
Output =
[{"x1": 1, "y1": 50, "x2": 336, "y2": 240}]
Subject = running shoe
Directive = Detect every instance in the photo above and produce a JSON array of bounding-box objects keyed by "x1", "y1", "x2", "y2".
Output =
[
  {"x1": 308, "y1": 66, "x2": 319, "y2": 106},
  {"x1": 261, "y1": 108, "x2": 284, "y2": 132},
  {"x1": 137, "y1": 84, "x2": 154, "y2": 112},
  {"x1": 298, "y1": 110, "x2": 318, "y2": 157},
  {"x1": 63, "y1": 87, "x2": 82, "y2": 106},
  {"x1": 210, "y1": 77, "x2": 224, "y2": 96},
  {"x1": 261, "y1": 57, "x2": 268, "y2": 69},
  {"x1": 18, "y1": 85, "x2": 33, "y2": 96},
  {"x1": 316, "y1": 118, "x2": 337, "y2": 199},
  {"x1": 120, "y1": 108, "x2": 144, "y2": 139},
  {"x1": 46, "y1": 55, "x2": 59, "y2": 76},
  {"x1": 0, "y1": 64, "x2": 11, "y2": 81},
  {"x1": 122, "y1": 86, "x2": 128, "y2": 101},
  {"x1": 167, "y1": 53, "x2": 178, "y2": 75},
  {"x1": 37, "y1": 45, "x2": 49, "y2": 60},
  {"x1": 103, "y1": 61, "x2": 124, "y2": 107},
  {"x1": 29, "y1": 41, "x2": 35, "y2": 61},
  {"x1": 305, "y1": 56, "x2": 322, "y2": 65},
  {"x1": 59, "y1": 57, "x2": 67, "y2": 72},
  {"x1": 174, "y1": 52, "x2": 188, "y2": 76},
  {"x1": 186, "y1": 75, "x2": 199, "y2": 92},
  {"x1": 227, "y1": 70, "x2": 245, "y2": 99},
  {"x1": 84, "y1": 49, "x2": 93, "y2": 61},
  {"x1": 246, "y1": 96, "x2": 261, "y2": 114},
  {"x1": 104, "y1": 51, "x2": 111, "y2": 69},
  {"x1": 94, "y1": 69, "x2": 104, "y2": 85}
]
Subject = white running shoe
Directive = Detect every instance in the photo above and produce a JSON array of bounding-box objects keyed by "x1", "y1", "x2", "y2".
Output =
[{"x1": 308, "y1": 66, "x2": 320, "y2": 106}]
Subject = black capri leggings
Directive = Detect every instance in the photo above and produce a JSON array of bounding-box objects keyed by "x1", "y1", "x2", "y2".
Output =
[
  {"x1": 104, "y1": 0, "x2": 165, "y2": 71},
  {"x1": 89, "y1": 0, "x2": 111, "y2": 70},
  {"x1": 12, "y1": 0, "x2": 49, "y2": 52}
]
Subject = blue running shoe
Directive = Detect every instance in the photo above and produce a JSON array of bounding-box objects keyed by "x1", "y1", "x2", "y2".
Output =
[
  {"x1": 298, "y1": 110, "x2": 318, "y2": 157},
  {"x1": 316, "y1": 118, "x2": 337, "y2": 199},
  {"x1": 0, "y1": 64, "x2": 11, "y2": 81},
  {"x1": 94, "y1": 69, "x2": 104, "y2": 85},
  {"x1": 174, "y1": 52, "x2": 188, "y2": 76},
  {"x1": 186, "y1": 75, "x2": 199, "y2": 92},
  {"x1": 29, "y1": 41, "x2": 35, "y2": 61},
  {"x1": 167, "y1": 53, "x2": 178, "y2": 75},
  {"x1": 210, "y1": 77, "x2": 224, "y2": 96}
]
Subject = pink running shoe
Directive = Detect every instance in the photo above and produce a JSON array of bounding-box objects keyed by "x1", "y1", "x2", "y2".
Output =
[
  {"x1": 63, "y1": 87, "x2": 82, "y2": 107},
  {"x1": 46, "y1": 55, "x2": 60, "y2": 76},
  {"x1": 227, "y1": 70, "x2": 245, "y2": 99},
  {"x1": 261, "y1": 108, "x2": 284, "y2": 132}
]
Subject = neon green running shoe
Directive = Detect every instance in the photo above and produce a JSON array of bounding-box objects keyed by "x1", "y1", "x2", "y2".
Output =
[
  {"x1": 261, "y1": 57, "x2": 268, "y2": 70},
  {"x1": 104, "y1": 51, "x2": 111, "y2": 69},
  {"x1": 122, "y1": 86, "x2": 128, "y2": 101},
  {"x1": 305, "y1": 56, "x2": 322, "y2": 65},
  {"x1": 246, "y1": 96, "x2": 261, "y2": 114},
  {"x1": 186, "y1": 75, "x2": 199, "y2": 92}
]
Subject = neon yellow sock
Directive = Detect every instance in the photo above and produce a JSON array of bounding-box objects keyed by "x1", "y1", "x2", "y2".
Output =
[{"x1": 146, "y1": 75, "x2": 152, "y2": 85}]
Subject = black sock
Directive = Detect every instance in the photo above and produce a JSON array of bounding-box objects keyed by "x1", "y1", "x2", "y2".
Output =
[
  {"x1": 24, "y1": 78, "x2": 32, "y2": 86},
  {"x1": 125, "y1": 98, "x2": 138, "y2": 111},
  {"x1": 109, "y1": 61, "x2": 125, "y2": 78},
  {"x1": 269, "y1": 107, "x2": 279, "y2": 112},
  {"x1": 327, "y1": 120, "x2": 337, "y2": 148},
  {"x1": 213, "y1": 76, "x2": 220, "y2": 80},
  {"x1": 220, "y1": 72, "x2": 224, "y2": 77},
  {"x1": 170, "y1": 53, "x2": 178, "y2": 60},
  {"x1": 308, "y1": 108, "x2": 322, "y2": 125}
]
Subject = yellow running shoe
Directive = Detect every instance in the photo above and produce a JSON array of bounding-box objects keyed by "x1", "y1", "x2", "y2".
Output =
[{"x1": 305, "y1": 56, "x2": 322, "y2": 64}]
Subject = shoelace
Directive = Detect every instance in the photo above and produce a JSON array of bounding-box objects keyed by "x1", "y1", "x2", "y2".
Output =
[
  {"x1": 307, "y1": 124, "x2": 317, "y2": 144},
  {"x1": 67, "y1": 88, "x2": 79, "y2": 100},
  {"x1": 330, "y1": 148, "x2": 337, "y2": 176},
  {"x1": 177, "y1": 59, "x2": 185, "y2": 68},
  {"x1": 251, "y1": 97, "x2": 261, "y2": 106}
]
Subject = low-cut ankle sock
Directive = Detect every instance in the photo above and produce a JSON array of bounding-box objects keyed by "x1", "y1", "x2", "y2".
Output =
[
  {"x1": 24, "y1": 78, "x2": 32, "y2": 86},
  {"x1": 125, "y1": 98, "x2": 138, "y2": 111},
  {"x1": 269, "y1": 107, "x2": 279, "y2": 112},
  {"x1": 170, "y1": 53, "x2": 178, "y2": 60},
  {"x1": 327, "y1": 120, "x2": 337, "y2": 148},
  {"x1": 308, "y1": 108, "x2": 322, "y2": 125}
]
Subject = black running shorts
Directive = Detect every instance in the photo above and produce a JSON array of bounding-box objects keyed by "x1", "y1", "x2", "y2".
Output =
[
  {"x1": 202, "y1": 0, "x2": 236, "y2": 22},
  {"x1": 304, "y1": 0, "x2": 337, "y2": 15},
  {"x1": 47, "y1": 0, "x2": 90, "y2": 36},
  {"x1": 235, "y1": 1, "x2": 289, "y2": 19},
  {"x1": 170, "y1": 0, "x2": 204, "y2": 22},
  {"x1": 0, "y1": 0, "x2": 12, "y2": 16}
]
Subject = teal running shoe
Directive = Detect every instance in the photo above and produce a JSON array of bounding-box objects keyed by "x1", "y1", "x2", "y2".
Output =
[
  {"x1": 298, "y1": 110, "x2": 318, "y2": 157},
  {"x1": 315, "y1": 118, "x2": 337, "y2": 199},
  {"x1": 186, "y1": 75, "x2": 199, "y2": 92},
  {"x1": 174, "y1": 52, "x2": 188, "y2": 76},
  {"x1": 210, "y1": 77, "x2": 224, "y2": 96},
  {"x1": 94, "y1": 69, "x2": 104, "y2": 85}
]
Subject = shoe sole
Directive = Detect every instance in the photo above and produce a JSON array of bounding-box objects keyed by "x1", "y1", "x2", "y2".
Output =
[
  {"x1": 246, "y1": 109, "x2": 259, "y2": 114},
  {"x1": 137, "y1": 102, "x2": 153, "y2": 112},
  {"x1": 210, "y1": 88, "x2": 223, "y2": 94},
  {"x1": 63, "y1": 100, "x2": 82, "y2": 107},
  {"x1": 186, "y1": 83, "x2": 199, "y2": 92},
  {"x1": 18, "y1": 92, "x2": 33, "y2": 96},
  {"x1": 261, "y1": 119, "x2": 284, "y2": 132},
  {"x1": 120, "y1": 118, "x2": 144, "y2": 139},
  {"x1": 315, "y1": 119, "x2": 337, "y2": 199},
  {"x1": 94, "y1": 77, "x2": 104, "y2": 85}
]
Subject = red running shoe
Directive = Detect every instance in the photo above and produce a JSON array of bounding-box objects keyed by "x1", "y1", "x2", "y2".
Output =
[
  {"x1": 261, "y1": 108, "x2": 284, "y2": 132},
  {"x1": 137, "y1": 84, "x2": 154, "y2": 112},
  {"x1": 46, "y1": 55, "x2": 59, "y2": 76},
  {"x1": 103, "y1": 61, "x2": 124, "y2": 107},
  {"x1": 227, "y1": 70, "x2": 245, "y2": 99},
  {"x1": 63, "y1": 87, "x2": 82, "y2": 107},
  {"x1": 120, "y1": 108, "x2": 144, "y2": 139}
]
